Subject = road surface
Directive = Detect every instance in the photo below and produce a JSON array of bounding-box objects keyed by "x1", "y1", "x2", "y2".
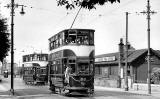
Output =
[{"x1": 0, "y1": 75, "x2": 160, "y2": 99}]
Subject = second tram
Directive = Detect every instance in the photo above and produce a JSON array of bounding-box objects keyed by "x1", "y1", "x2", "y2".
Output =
[
  {"x1": 22, "y1": 53, "x2": 48, "y2": 85},
  {"x1": 48, "y1": 29, "x2": 95, "y2": 95}
]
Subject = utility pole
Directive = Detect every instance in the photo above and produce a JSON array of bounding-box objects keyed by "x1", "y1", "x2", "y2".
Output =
[
  {"x1": 124, "y1": 12, "x2": 129, "y2": 91},
  {"x1": 5, "y1": 0, "x2": 26, "y2": 95},
  {"x1": 138, "y1": 0, "x2": 156, "y2": 94}
]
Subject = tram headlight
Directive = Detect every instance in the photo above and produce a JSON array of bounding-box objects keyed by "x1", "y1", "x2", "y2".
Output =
[
  {"x1": 81, "y1": 82, "x2": 85, "y2": 86},
  {"x1": 80, "y1": 77, "x2": 86, "y2": 86},
  {"x1": 80, "y1": 77, "x2": 86, "y2": 81}
]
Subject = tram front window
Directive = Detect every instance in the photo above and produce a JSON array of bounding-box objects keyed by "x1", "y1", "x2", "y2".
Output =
[{"x1": 77, "y1": 63, "x2": 89, "y2": 74}]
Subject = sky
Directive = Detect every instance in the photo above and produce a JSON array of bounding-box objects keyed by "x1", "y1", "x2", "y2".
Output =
[{"x1": 0, "y1": 0, "x2": 160, "y2": 65}]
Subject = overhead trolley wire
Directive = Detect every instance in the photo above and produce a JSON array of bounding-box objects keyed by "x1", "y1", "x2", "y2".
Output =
[{"x1": 84, "y1": 0, "x2": 138, "y2": 27}]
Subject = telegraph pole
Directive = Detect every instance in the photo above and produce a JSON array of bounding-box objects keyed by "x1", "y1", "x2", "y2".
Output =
[
  {"x1": 139, "y1": 0, "x2": 156, "y2": 94},
  {"x1": 124, "y1": 12, "x2": 129, "y2": 91},
  {"x1": 5, "y1": 0, "x2": 26, "y2": 95}
]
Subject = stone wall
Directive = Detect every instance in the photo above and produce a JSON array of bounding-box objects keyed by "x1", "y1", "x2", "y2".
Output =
[
  {"x1": 120, "y1": 77, "x2": 133, "y2": 89},
  {"x1": 94, "y1": 76, "x2": 120, "y2": 88},
  {"x1": 133, "y1": 83, "x2": 160, "y2": 92}
]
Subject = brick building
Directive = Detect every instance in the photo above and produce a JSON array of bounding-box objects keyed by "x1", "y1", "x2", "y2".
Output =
[{"x1": 95, "y1": 39, "x2": 160, "y2": 88}]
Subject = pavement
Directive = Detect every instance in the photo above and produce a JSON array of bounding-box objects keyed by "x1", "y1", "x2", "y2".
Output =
[
  {"x1": 1, "y1": 86, "x2": 160, "y2": 99},
  {"x1": 95, "y1": 86, "x2": 160, "y2": 97}
]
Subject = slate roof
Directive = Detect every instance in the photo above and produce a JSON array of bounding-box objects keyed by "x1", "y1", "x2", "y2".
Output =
[
  {"x1": 126, "y1": 49, "x2": 147, "y2": 63},
  {"x1": 95, "y1": 48, "x2": 160, "y2": 65}
]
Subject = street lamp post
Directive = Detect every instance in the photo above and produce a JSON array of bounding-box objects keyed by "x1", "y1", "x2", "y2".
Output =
[
  {"x1": 124, "y1": 12, "x2": 129, "y2": 91},
  {"x1": 10, "y1": 0, "x2": 14, "y2": 94},
  {"x1": 5, "y1": 0, "x2": 26, "y2": 95}
]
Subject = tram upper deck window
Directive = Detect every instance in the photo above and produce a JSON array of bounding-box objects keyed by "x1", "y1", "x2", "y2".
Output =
[
  {"x1": 55, "y1": 37, "x2": 59, "y2": 48},
  {"x1": 89, "y1": 31, "x2": 94, "y2": 45},
  {"x1": 59, "y1": 36, "x2": 62, "y2": 46},
  {"x1": 77, "y1": 30, "x2": 89, "y2": 45},
  {"x1": 37, "y1": 55, "x2": 40, "y2": 61},
  {"x1": 50, "y1": 42, "x2": 53, "y2": 50},
  {"x1": 66, "y1": 30, "x2": 77, "y2": 44},
  {"x1": 23, "y1": 56, "x2": 26, "y2": 62},
  {"x1": 25, "y1": 55, "x2": 30, "y2": 62},
  {"x1": 33, "y1": 54, "x2": 37, "y2": 61},
  {"x1": 30, "y1": 55, "x2": 33, "y2": 61},
  {"x1": 49, "y1": 29, "x2": 94, "y2": 50}
]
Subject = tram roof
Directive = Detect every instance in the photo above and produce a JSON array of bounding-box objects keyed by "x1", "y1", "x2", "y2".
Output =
[
  {"x1": 23, "y1": 53, "x2": 48, "y2": 56},
  {"x1": 62, "y1": 28, "x2": 95, "y2": 31},
  {"x1": 48, "y1": 28, "x2": 95, "y2": 40}
]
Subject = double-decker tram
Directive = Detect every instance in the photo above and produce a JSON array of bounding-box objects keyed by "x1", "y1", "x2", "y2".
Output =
[
  {"x1": 48, "y1": 29, "x2": 95, "y2": 95},
  {"x1": 22, "y1": 53, "x2": 48, "y2": 85}
]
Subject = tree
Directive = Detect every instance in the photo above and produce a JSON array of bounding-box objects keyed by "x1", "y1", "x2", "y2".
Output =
[
  {"x1": 57, "y1": 0, "x2": 120, "y2": 10},
  {"x1": 0, "y1": 17, "x2": 10, "y2": 62}
]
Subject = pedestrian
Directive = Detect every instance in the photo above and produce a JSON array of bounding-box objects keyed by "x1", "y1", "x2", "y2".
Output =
[{"x1": 64, "y1": 65, "x2": 72, "y2": 84}]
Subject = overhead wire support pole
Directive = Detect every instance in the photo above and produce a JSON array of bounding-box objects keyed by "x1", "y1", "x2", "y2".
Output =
[
  {"x1": 137, "y1": 0, "x2": 157, "y2": 94},
  {"x1": 5, "y1": 0, "x2": 26, "y2": 95},
  {"x1": 125, "y1": 12, "x2": 129, "y2": 91}
]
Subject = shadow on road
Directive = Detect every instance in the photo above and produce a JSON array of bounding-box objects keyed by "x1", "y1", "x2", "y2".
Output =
[
  {"x1": 0, "y1": 88, "x2": 151, "y2": 99},
  {"x1": 0, "y1": 88, "x2": 51, "y2": 96}
]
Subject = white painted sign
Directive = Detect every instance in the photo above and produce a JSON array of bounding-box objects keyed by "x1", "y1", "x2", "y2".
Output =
[{"x1": 95, "y1": 56, "x2": 116, "y2": 62}]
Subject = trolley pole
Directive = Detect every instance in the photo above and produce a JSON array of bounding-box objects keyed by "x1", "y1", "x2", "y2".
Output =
[
  {"x1": 70, "y1": 6, "x2": 82, "y2": 29},
  {"x1": 5, "y1": 0, "x2": 26, "y2": 95},
  {"x1": 138, "y1": 0, "x2": 156, "y2": 94},
  {"x1": 124, "y1": 12, "x2": 129, "y2": 91}
]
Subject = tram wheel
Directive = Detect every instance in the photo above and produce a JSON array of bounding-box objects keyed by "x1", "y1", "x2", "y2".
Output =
[
  {"x1": 49, "y1": 85, "x2": 56, "y2": 93},
  {"x1": 89, "y1": 89, "x2": 94, "y2": 97},
  {"x1": 58, "y1": 88, "x2": 63, "y2": 94}
]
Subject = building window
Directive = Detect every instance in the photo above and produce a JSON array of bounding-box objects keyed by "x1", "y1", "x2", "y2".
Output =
[
  {"x1": 110, "y1": 66, "x2": 118, "y2": 76},
  {"x1": 95, "y1": 66, "x2": 101, "y2": 76},
  {"x1": 101, "y1": 67, "x2": 109, "y2": 77}
]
